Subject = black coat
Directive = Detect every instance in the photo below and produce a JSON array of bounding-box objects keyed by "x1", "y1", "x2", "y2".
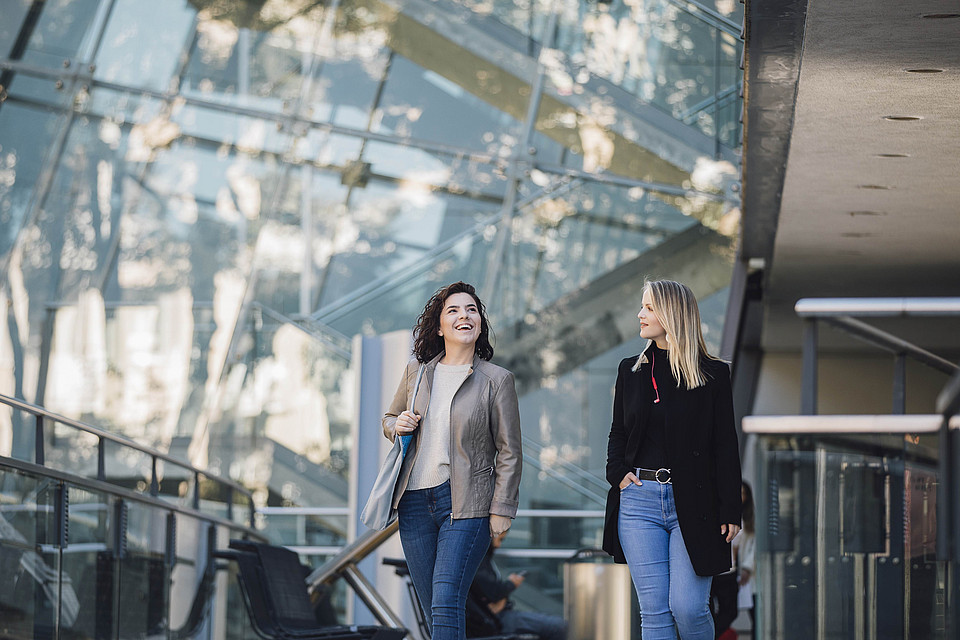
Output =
[{"x1": 602, "y1": 347, "x2": 741, "y2": 576}]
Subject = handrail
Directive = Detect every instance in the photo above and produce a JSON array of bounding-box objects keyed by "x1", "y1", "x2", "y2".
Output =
[
  {"x1": 795, "y1": 297, "x2": 960, "y2": 317},
  {"x1": 306, "y1": 519, "x2": 399, "y2": 591},
  {"x1": 793, "y1": 297, "x2": 960, "y2": 415},
  {"x1": 0, "y1": 392, "x2": 255, "y2": 526},
  {"x1": 0, "y1": 453, "x2": 265, "y2": 539},
  {"x1": 811, "y1": 315, "x2": 957, "y2": 375},
  {"x1": 742, "y1": 414, "x2": 955, "y2": 434}
]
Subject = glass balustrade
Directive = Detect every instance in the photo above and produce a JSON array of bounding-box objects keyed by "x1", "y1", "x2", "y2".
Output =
[
  {"x1": 0, "y1": 462, "x2": 263, "y2": 640},
  {"x1": 753, "y1": 429, "x2": 953, "y2": 639}
]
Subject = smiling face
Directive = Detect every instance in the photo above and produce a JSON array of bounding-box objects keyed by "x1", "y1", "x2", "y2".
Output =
[
  {"x1": 638, "y1": 289, "x2": 667, "y2": 345},
  {"x1": 439, "y1": 292, "x2": 481, "y2": 350}
]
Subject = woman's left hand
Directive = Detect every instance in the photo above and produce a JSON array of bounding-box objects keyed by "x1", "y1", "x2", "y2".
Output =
[
  {"x1": 720, "y1": 523, "x2": 740, "y2": 543},
  {"x1": 490, "y1": 514, "x2": 512, "y2": 538}
]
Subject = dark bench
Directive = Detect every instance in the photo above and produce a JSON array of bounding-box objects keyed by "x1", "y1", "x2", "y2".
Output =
[{"x1": 216, "y1": 540, "x2": 406, "y2": 640}]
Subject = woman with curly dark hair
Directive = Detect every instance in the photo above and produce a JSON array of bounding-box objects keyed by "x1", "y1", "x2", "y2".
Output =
[{"x1": 382, "y1": 281, "x2": 522, "y2": 640}]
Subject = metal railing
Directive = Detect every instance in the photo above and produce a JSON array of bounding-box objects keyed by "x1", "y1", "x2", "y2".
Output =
[
  {"x1": 306, "y1": 520, "x2": 406, "y2": 629},
  {"x1": 794, "y1": 297, "x2": 960, "y2": 416},
  {"x1": 0, "y1": 392, "x2": 256, "y2": 527}
]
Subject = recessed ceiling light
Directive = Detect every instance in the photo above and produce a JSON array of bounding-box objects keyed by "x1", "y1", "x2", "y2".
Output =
[
  {"x1": 874, "y1": 153, "x2": 910, "y2": 158},
  {"x1": 883, "y1": 115, "x2": 923, "y2": 121},
  {"x1": 848, "y1": 210, "x2": 887, "y2": 217},
  {"x1": 905, "y1": 68, "x2": 944, "y2": 73},
  {"x1": 920, "y1": 13, "x2": 960, "y2": 19},
  {"x1": 858, "y1": 185, "x2": 892, "y2": 190}
]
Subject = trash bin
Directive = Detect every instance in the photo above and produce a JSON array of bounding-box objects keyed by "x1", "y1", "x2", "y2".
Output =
[{"x1": 563, "y1": 548, "x2": 635, "y2": 640}]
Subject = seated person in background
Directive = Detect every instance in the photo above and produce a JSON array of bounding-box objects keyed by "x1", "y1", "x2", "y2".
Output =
[{"x1": 470, "y1": 532, "x2": 567, "y2": 640}]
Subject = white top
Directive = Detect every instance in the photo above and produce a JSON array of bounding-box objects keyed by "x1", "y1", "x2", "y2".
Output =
[
  {"x1": 733, "y1": 529, "x2": 756, "y2": 609},
  {"x1": 406, "y1": 363, "x2": 472, "y2": 490}
]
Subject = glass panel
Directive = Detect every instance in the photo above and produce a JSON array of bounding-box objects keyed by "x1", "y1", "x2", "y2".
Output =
[
  {"x1": 155, "y1": 458, "x2": 195, "y2": 508},
  {"x1": 361, "y1": 140, "x2": 510, "y2": 199},
  {"x1": 208, "y1": 311, "x2": 355, "y2": 512},
  {"x1": 0, "y1": 99, "x2": 67, "y2": 260},
  {"x1": 172, "y1": 101, "x2": 291, "y2": 155},
  {"x1": 169, "y1": 514, "x2": 209, "y2": 638},
  {"x1": 0, "y1": 1, "x2": 33, "y2": 59},
  {"x1": 305, "y1": 26, "x2": 391, "y2": 129},
  {"x1": 118, "y1": 501, "x2": 169, "y2": 637},
  {"x1": 443, "y1": 0, "x2": 742, "y2": 150},
  {"x1": 194, "y1": 473, "x2": 229, "y2": 520},
  {"x1": 178, "y1": 2, "x2": 328, "y2": 113},
  {"x1": 294, "y1": 129, "x2": 365, "y2": 168},
  {"x1": 755, "y1": 433, "x2": 949, "y2": 640},
  {"x1": 314, "y1": 179, "x2": 733, "y2": 347},
  {"x1": 232, "y1": 489, "x2": 253, "y2": 526},
  {"x1": 102, "y1": 438, "x2": 151, "y2": 493},
  {"x1": 41, "y1": 301, "x2": 221, "y2": 452},
  {"x1": 93, "y1": 0, "x2": 198, "y2": 92},
  {"x1": 321, "y1": 231, "x2": 496, "y2": 336},
  {"x1": 15, "y1": 0, "x2": 100, "y2": 68},
  {"x1": 43, "y1": 421, "x2": 100, "y2": 479},
  {"x1": 258, "y1": 511, "x2": 348, "y2": 548},
  {"x1": 372, "y1": 55, "x2": 526, "y2": 153},
  {"x1": 65, "y1": 486, "x2": 112, "y2": 639},
  {"x1": 0, "y1": 467, "x2": 61, "y2": 638},
  {"x1": 0, "y1": 408, "x2": 37, "y2": 463}
]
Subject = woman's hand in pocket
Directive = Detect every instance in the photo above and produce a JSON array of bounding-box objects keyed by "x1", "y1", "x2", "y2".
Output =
[{"x1": 620, "y1": 472, "x2": 642, "y2": 489}]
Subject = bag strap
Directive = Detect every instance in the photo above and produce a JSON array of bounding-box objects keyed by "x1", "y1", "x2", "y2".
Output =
[
  {"x1": 400, "y1": 364, "x2": 425, "y2": 457},
  {"x1": 410, "y1": 363, "x2": 425, "y2": 411}
]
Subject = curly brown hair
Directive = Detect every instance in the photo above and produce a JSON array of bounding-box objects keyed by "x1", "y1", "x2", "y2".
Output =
[{"x1": 412, "y1": 281, "x2": 494, "y2": 363}]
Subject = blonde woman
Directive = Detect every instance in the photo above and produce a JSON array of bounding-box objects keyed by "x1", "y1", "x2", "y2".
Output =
[{"x1": 603, "y1": 280, "x2": 742, "y2": 639}]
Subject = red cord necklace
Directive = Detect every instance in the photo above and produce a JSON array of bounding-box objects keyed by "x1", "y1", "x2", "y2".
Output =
[{"x1": 651, "y1": 349, "x2": 661, "y2": 404}]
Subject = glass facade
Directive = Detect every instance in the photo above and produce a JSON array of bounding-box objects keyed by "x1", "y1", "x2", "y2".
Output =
[{"x1": 0, "y1": 0, "x2": 742, "y2": 627}]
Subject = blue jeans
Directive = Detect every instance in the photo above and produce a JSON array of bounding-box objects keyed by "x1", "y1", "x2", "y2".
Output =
[
  {"x1": 398, "y1": 481, "x2": 490, "y2": 640},
  {"x1": 618, "y1": 481, "x2": 714, "y2": 640},
  {"x1": 499, "y1": 608, "x2": 568, "y2": 640}
]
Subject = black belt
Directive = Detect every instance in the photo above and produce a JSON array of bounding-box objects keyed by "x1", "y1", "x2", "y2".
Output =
[{"x1": 636, "y1": 467, "x2": 672, "y2": 484}]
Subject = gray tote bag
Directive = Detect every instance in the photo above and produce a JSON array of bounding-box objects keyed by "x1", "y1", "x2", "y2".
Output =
[{"x1": 360, "y1": 364, "x2": 425, "y2": 530}]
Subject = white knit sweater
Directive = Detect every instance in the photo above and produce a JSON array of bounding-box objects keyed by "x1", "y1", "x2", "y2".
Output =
[{"x1": 406, "y1": 363, "x2": 472, "y2": 490}]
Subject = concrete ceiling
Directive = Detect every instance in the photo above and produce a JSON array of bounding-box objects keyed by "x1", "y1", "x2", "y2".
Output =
[{"x1": 742, "y1": 0, "x2": 960, "y2": 354}]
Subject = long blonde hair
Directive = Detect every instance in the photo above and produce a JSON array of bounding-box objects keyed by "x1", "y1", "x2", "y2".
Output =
[{"x1": 632, "y1": 279, "x2": 720, "y2": 389}]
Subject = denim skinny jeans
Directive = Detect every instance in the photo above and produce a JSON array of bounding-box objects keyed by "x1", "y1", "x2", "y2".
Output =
[
  {"x1": 618, "y1": 480, "x2": 714, "y2": 640},
  {"x1": 398, "y1": 480, "x2": 490, "y2": 640}
]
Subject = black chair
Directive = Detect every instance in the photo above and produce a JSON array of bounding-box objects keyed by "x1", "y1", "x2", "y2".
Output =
[{"x1": 216, "y1": 539, "x2": 406, "y2": 640}]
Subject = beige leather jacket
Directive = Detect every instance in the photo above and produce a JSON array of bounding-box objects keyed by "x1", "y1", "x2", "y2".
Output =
[{"x1": 382, "y1": 353, "x2": 522, "y2": 519}]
